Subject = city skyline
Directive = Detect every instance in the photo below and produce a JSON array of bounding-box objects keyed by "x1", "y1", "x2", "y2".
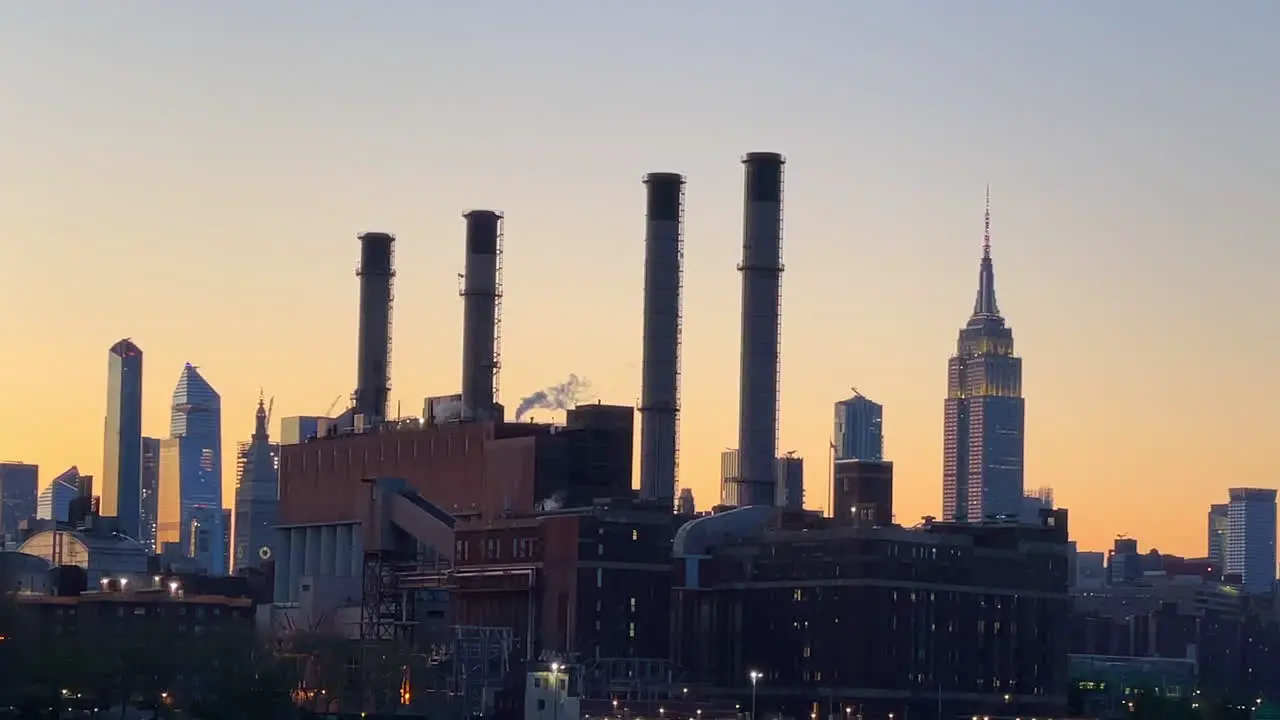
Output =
[{"x1": 3, "y1": 2, "x2": 1278, "y2": 556}]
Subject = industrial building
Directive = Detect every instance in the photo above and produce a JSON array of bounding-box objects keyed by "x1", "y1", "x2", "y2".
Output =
[{"x1": 671, "y1": 508, "x2": 1072, "y2": 720}]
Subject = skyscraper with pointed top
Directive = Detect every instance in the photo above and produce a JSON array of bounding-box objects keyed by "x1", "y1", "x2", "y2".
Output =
[
  {"x1": 942, "y1": 190, "x2": 1025, "y2": 522},
  {"x1": 233, "y1": 392, "x2": 280, "y2": 574}
]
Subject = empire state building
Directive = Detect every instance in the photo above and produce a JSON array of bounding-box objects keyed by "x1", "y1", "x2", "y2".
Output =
[{"x1": 942, "y1": 193, "x2": 1025, "y2": 522}]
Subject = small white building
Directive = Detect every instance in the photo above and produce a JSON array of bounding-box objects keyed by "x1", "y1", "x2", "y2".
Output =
[{"x1": 525, "y1": 667, "x2": 579, "y2": 720}]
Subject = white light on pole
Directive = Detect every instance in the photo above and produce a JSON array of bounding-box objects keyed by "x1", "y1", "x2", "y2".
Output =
[{"x1": 748, "y1": 670, "x2": 762, "y2": 720}]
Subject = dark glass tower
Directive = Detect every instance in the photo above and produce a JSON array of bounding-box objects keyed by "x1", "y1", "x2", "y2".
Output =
[
  {"x1": 102, "y1": 339, "x2": 143, "y2": 539},
  {"x1": 942, "y1": 193, "x2": 1025, "y2": 522}
]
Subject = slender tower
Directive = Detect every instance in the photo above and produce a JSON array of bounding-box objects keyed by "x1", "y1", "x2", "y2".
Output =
[
  {"x1": 733, "y1": 152, "x2": 786, "y2": 508},
  {"x1": 638, "y1": 173, "x2": 686, "y2": 508},
  {"x1": 460, "y1": 210, "x2": 504, "y2": 422},
  {"x1": 102, "y1": 339, "x2": 143, "y2": 539},
  {"x1": 354, "y1": 232, "x2": 395, "y2": 425},
  {"x1": 941, "y1": 189, "x2": 1025, "y2": 522}
]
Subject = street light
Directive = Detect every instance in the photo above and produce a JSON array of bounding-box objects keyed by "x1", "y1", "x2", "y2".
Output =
[
  {"x1": 550, "y1": 663, "x2": 561, "y2": 720},
  {"x1": 748, "y1": 670, "x2": 763, "y2": 720}
]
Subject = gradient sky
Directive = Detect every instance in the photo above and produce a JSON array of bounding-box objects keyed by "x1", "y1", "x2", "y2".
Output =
[{"x1": 3, "y1": 1, "x2": 1278, "y2": 556}]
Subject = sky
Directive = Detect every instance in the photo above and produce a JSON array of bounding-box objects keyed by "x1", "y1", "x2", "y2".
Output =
[{"x1": 2, "y1": 1, "x2": 1278, "y2": 556}]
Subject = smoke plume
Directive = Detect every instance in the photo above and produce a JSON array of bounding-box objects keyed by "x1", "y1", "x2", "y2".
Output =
[{"x1": 515, "y1": 374, "x2": 593, "y2": 421}]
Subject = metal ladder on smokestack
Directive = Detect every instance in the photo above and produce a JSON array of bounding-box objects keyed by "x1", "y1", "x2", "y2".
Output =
[
  {"x1": 773, "y1": 162, "x2": 786, "y2": 470},
  {"x1": 673, "y1": 182, "x2": 686, "y2": 500},
  {"x1": 386, "y1": 240, "x2": 396, "y2": 421},
  {"x1": 492, "y1": 218, "x2": 505, "y2": 405}
]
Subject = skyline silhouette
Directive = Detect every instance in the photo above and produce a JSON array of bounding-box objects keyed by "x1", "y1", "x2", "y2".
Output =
[{"x1": 3, "y1": 1, "x2": 1278, "y2": 556}]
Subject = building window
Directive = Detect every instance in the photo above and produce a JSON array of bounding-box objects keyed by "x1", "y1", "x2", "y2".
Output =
[
  {"x1": 629, "y1": 622, "x2": 635, "y2": 638},
  {"x1": 632, "y1": 529, "x2": 638, "y2": 541},
  {"x1": 629, "y1": 597, "x2": 636, "y2": 613}
]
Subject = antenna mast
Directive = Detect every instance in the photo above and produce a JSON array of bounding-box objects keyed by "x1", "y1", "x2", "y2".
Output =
[{"x1": 983, "y1": 185, "x2": 992, "y2": 258}]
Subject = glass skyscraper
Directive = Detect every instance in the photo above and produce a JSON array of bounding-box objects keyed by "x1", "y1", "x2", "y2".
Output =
[
  {"x1": 1226, "y1": 487, "x2": 1277, "y2": 593},
  {"x1": 0, "y1": 462, "x2": 38, "y2": 538},
  {"x1": 942, "y1": 196, "x2": 1025, "y2": 522},
  {"x1": 233, "y1": 395, "x2": 280, "y2": 573},
  {"x1": 833, "y1": 392, "x2": 884, "y2": 461},
  {"x1": 140, "y1": 437, "x2": 160, "y2": 552},
  {"x1": 102, "y1": 339, "x2": 144, "y2": 539},
  {"x1": 37, "y1": 466, "x2": 81, "y2": 523},
  {"x1": 157, "y1": 363, "x2": 225, "y2": 575}
]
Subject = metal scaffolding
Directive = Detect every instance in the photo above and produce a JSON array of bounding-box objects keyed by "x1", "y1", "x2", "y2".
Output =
[{"x1": 451, "y1": 625, "x2": 513, "y2": 716}]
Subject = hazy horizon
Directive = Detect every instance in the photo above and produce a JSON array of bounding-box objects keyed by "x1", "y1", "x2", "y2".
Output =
[{"x1": 3, "y1": 1, "x2": 1278, "y2": 555}]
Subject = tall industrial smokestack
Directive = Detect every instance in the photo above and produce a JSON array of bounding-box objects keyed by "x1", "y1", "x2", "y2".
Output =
[
  {"x1": 734, "y1": 152, "x2": 785, "y2": 507},
  {"x1": 354, "y1": 231, "x2": 395, "y2": 425},
  {"x1": 460, "y1": 210, "x2": 503, "y2": 422},
  {"x1": 638, "y1": 173, "x2": 685, "y2": 509}
]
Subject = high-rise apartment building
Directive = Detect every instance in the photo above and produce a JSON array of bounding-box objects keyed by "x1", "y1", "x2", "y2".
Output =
[
  {"x1": 677, "y1": 488, "x2": 696, "y2": 516},
  {"x1": 0, "y1": 462, "x2": 38, "y2": 538},
  {"x1": 139, "y1": 437, "x2": 160, "y2": 552},
  {"x1": 776, "y1": 454, "x2": 804, "y2": 511},
  {"x1": 833, "y1": 392, "x2": 884, "y2": 461},
  {"x1": 1226, "y1": 488, "x2": 1277, "y2": 593},
  {"x1": 719, "y1": 449, "x2": 805, "y2": 510},
  {"x1": 1207, "y1": 502, "x2": 1229, "y2": 571},
  {"x1": 233, "y1": 395, "x2": 280, "y2": 573},
  {"x1": 157, "y1": 364, "x2": 225, "y2": 575},
  {"x1": 102, "y1": 339, "x2": 144, "y2": 539},
  {"x1": 942, "y1": 195, "x2": 1025, "y2": 522},
  {"x1": 37, "y1": 467, "x2": 80, "y2": 523}
]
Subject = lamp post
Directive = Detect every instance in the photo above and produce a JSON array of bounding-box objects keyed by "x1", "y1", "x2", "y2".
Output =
[
  {"x1": 550, "y1": 663, "x2": 561, "y2": 720},
  {"x1": 749, "y1": 670, "x2": 762, "y2": 720}
]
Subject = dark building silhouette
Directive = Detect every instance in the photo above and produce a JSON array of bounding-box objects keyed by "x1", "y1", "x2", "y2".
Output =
[
  {"x1": 672, "y1": 509, "x2": 1071, "y2": 720},
  {"x1": 233, "y1": 395, "x2": 279, "y2": 573},
  {"x1": 942, "y1": 192, "x2": 1025, "y2": 522},
  {"x1": 0, "y1": 463, "x2": 38, "y2": 538},
  {"x1": 832, "y1": 459, "x2": 893, "y2": 527},
  {"x1": 140, "y1": 437, "x2": 160, "y2": 552}
]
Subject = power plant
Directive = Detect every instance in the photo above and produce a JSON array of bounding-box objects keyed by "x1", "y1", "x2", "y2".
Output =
[
  {"x1": 730, "y1": 152, "x2": 786, "y2": 507},
  {"x1": 459, "y1": 210, "x2": 504, "y2": 422},
  {"x1": 637, "y1": 172, "x2": 685, "y2": 508},
  {"x1": 352, "y1": 231, "x2": 395, "y2": 427},
  {"x1": 271, "y1": 158, "x2": 766, "y2": 713}
]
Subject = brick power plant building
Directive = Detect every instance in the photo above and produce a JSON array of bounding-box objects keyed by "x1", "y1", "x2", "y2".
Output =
[{"x1": 263, "y1": 156, "x2": 1071, "y2": 719}]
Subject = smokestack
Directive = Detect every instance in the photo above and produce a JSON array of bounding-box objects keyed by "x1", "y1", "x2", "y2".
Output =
[
  {"x1": 734, "y1": 152, "x2": 785, "y2": 507},
  {"x1": 460, "y1": 210, "x2": 503, "y2": 422},
  {"x1": 638, "y1": 172, "x2": 685, "y2": 509},
  {"x1": 354, "y1": 231, "x2": 395, "y2": 424}
]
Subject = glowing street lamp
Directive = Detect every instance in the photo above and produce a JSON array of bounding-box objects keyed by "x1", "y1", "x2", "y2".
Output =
[{"x1": 748, "y1": 670, "x2": 763, "y2": 720}]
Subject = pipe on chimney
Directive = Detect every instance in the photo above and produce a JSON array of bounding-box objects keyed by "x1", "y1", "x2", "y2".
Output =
[
  {"x1": 460, "y1": 211, "x2": 503, "y2": 422},
  {"x1": 638, "y1": 173, "x2": 685, "y2": 509},
  {"x1": 734, "y1": 152, "x2": 785, "y2": 507},
  {"x1": 354, "y1": 232, "x2": 395, "y2": 424}
]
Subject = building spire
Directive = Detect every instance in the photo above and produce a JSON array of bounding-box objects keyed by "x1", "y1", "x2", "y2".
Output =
[
  {"x1": 254, "y1": 391, "x2": 268, "y2": 438},
  {"x1": 971, "y1": 186, "x2": 1001, "y2": 318}
]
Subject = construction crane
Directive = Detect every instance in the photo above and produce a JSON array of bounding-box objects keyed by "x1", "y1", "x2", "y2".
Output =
[
  {"x1": 266, "y1": 396, "x2": 275, "y2": 429},
  {"x1": 324, "y1": 394, "x2": 343, "y2": 417}
]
